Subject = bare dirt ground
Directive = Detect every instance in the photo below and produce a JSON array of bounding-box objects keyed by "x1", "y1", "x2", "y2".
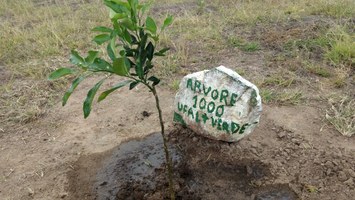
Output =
[
  {"x1": 1, "y1": 76, "x2": 354, "y2": 199},
  {"x1": 1, "y1": 0, "x2": 354, "y2": 199},
  {"x1": 0, "y1": 77, "x2": 176, "y2": 200}
]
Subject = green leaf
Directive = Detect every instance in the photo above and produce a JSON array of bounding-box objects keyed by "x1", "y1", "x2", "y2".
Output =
[
  {"x1": 148, "y1": 76, "x2": 160, "y2": 86},
  {"x1": 92, "y1": 26, "x2": 112, "y2": 33},
  {"x1": 104, "y1": 0, "x2": 130, "y2": 14},
  {"x1": 154, "y1": 47, "x2": 170, "y2": 56},
  {"x1": 129, "y1": 81, "x2": 140, "y2": 90},
  {"x1": 113, "y1": 57, "x2": 129, "y2": 76},
  {"x1": 150, "y1": 34, "x2": 159, "y2": 42},
  {"x1": 107, "y1": 39, "x2": 116, "y2": 61},
  {"x1": 98, "y1": 80, "x2": 133, "y2": 102},
  {"x1": 146, "y1": 42, "x2": 154, "y2": 61},
  {"x1": 140, "y1": 33, "x2": 148, "y2": 50},
  {"x1": 130, "y1": 33, "x2": 138, "y2": 44},
  {"x1": 89, "y1": 58, "x2": 113, "y2": 72},
  {"x1": 145, "y1": 16, "x2": 157, "y2": 34},
  {"x1": 140, "y1": 51, "x2": 147, "y2": 65},
  {"x1": 83, "y1": 79, "x2": 105, "y2": 118},
  {"x1": 137, "y1": 1, "x2": 153, "y2": 15},
  {"x1": 121, "y1": 19, "x2": 135, "y2": 30},
  {"x1": 135, "y1": 33, "x2": 148, "y2": 79},
  {"x1": 112, "y1": 24, "x2": 124, "y2": 38},
  {"x1": 122, "y1": 29, "x2": 132, "y2": 44},
  {"x1": 111, "y1": 13, "x2": 128, "y2": 21},
  {"x1": 144, "y1": 61, "x2": 153, "y2": 73},
  {"x1": 119, "y1": 49, "x2": 126, "y2": 56},
  {"x1": 62, "y1": 76, "x2": 86, "y2": 106},
  {"x1": 135, "y1": 58, "x2": 144, "y2": 79},
  {"x1": 48, "y1": 68, "x2": 74, "y2": 80},
  {"x1": 139, "y1": 28, "x2": 145, "y2": 38},
  {"x1": 85, "y1": 51, "x2": 99, "y2": 64},
  {"x1": 93, "y1": 34, "x2": 111, "y2": 45},
  {"x1": 128, "y1": 0, "x2": 138, "y2": 23},
  {"x1": 124, "y1": 45, "x2": 137, "y2": 57},
  {"x1": 162, "y1": 15, "x2": 173, "y2": 31},
  {"x1": 127, "y1": 0, "x2": 138, "y2": 7},
  {"x1": 70, "y1": 50, "x2": 85, "y2": 66}
]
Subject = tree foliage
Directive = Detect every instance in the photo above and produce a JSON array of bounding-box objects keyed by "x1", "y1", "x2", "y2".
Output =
[{"x1": 49, "y1": 0, "x2": 173, "y2": 119}]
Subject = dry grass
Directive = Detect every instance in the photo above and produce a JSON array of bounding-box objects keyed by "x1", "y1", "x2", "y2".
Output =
[
  {"x1": 0, "y1": 0, "x2": 107, "y2": 127},
  {"x1": 218, "y1": 0, "x2": 355, "y2": 25},
  {"x1": 303, "y1": 62, "x2": 332, "y2": 78},
  {"x1": 261, "y1": 71, "x2": 296, "y2": 88},
  {"x1": 326, "y1": 96, "x2": 355, "y2": 137},
  {"x1": 1, "y1": 0, "x2": 109, "y2": 63},
  {"x1": 0, "y1": 0, "x2": 354, "y2": 136},
  {"x1": 260, "y1": 89, "x2": 303, "y2": 105}
]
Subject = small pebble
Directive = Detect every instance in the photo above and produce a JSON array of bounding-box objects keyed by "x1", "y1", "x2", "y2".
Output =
[
  {"x1": 277, "y1": 132, "x2": 286, "y2": 138},
  {"x1": 250, "y1": 148, "x2": 258, "y2": 156},
  {"x1": 142, "y1": 111, "x2": 150, "y2": 117},
  {"x1": 325, "y1": 161, "x2": 333, "y2": 168},
  {"x1": 60, "y1": 193, "x2": 68, "y2": 199},
  {"x1": 338, "y1": 171, "x2": 348, "y2": 182},
  {"x1": 246, "y1": 165, "x2": 253, "y2": 175},
  {"x1": 27, "y1": 187, "x2": 34, "y2": 196},
  {"x1": 251, "y1": 142, "x2": 258, "y2": 148},
  {"x1": 254, "y1": 180, "x2": 262, "y2": 187},
  {"x1": 326, "y1": 168, "x2": 332, "y2": 176},
  {"x1": 99, "y1": 181, "x2": 107, "y2": 186},
  {"x1": 344, "y1": 169, "x2": 355, "y2": 178},
  {"x1": 344, "y1": 178, "x2": 354, "y2": 187}
]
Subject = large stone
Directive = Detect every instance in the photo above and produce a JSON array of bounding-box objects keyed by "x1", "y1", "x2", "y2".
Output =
[{"x1": 173, "y1": 66, "x2": 262, "y2": 142}]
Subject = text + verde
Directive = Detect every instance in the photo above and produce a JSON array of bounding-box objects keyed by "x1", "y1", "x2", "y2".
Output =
[{"x1": 177, "y1": 78, "x2": 250, "y2": 135}]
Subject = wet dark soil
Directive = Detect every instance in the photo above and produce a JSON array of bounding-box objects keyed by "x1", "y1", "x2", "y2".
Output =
[{"x1": 68, "y1": 127, "x2": 298, "y2": 200}]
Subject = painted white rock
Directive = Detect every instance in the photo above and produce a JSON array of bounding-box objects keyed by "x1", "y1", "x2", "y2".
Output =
[{"x1": 173, "y1": 66, "x2": 262, "y2": 142}]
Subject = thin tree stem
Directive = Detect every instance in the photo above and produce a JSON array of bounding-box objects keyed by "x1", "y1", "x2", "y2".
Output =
[{"x1": 151, "y1": 86, "x2": 175, "y2": 200}]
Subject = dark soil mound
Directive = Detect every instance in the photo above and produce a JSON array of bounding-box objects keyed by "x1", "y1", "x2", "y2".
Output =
[{"x1": 68, "y1": 127, "x2": 298, "y2": 200}]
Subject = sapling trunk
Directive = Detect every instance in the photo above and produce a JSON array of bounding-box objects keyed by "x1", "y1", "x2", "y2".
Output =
[{"x1": 151, "y1": 86, "x2": 175, "y2": 200}]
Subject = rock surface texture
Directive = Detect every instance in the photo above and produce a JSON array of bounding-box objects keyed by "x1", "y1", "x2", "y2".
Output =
[{"x1": 174, "y1": 66, "x2": 262, "y2": 142}]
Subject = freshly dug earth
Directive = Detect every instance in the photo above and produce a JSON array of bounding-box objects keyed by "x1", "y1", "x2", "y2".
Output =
[
  {"x1": 68, "y1": 130, "x2": 297, "y2": 200},
  {"x1": 67, "y1": 105, "x2": 355, "y2": 200}
]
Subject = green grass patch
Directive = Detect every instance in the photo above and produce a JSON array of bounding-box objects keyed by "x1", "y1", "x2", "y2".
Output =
[
  {"x1": 309, "y1": 66, "x2": 331, "y2": 77},
  {"x1": 309, "y1": 0, "x2": 355, "y2": 18},
  {"x1": 260, "y1": 89, "x2": 303, "y2": 105},
  {"x1": 326, "y1": 41, "x2": 355, "y2": 66},
  {"x1": 218, "y1": 0, "x2": 354, "y2": 25},
  {"x1": 242, "y1": 42, "x2": 261, "y2": 52},
  {"x1": 284, "y1": 36, "x2": 330, "y2": 53},
  {"x1": 303, "y1": 62, "x2": 332, "y2": 77},
  {"x1": 169, "y1": 79, "x2": 181, "y2": 91},
  {"x1": 277, "y1": 90, "x2": 303, "y2": 105},
  {"x1": 324, "y1": 26, "x2": 355, "y2": 67},
  {"x1": 260, "y1": 89, "x2": 275, "y2": 104},
  {"x1": 283, "y1": 25, "x2": 354, "y2": 68},
  {"x1": 228, "y1": 36, "x2": 261, "y2": 52},
  {"x1": 262, "y1": 74, "x2": 295, "y2": 88}
]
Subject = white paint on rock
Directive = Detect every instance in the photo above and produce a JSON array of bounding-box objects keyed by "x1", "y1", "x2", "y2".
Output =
[{"x1": 173, "y1": 66, "x2": 262, "y2": 142}]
